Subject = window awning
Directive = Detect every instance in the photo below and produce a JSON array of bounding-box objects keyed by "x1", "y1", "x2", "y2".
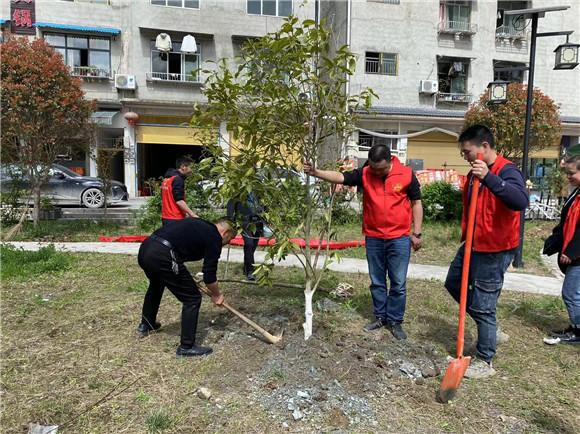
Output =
[
  {"x1": 34, "y1": 22, "x2": 121, "y2": 34},
  {"x1": 90, "y1": 111, "x2": 118, "y2": 125}
]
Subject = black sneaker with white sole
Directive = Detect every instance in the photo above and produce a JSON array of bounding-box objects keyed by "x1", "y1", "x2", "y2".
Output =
[{"x1": 387, "y1": 323, "x2": 407, "y2": 340}]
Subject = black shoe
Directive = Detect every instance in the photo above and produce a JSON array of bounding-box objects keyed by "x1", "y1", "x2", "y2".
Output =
[
  {"x1": 246, "y1": 273, "x2": 257, "y2": 281},
  {"x1": 136, "y1": 322, "x2": 161, "y2": 338},
  {"x1": 551, "y1": 325, "x2": 576, "y2": 337},
  {"x1": 176, "y1": 345, "x2": 213, "y2": 358},
  {"x1": 555, "y1": 326, "x2": 580, "y2": 344},
  {"x1": 387, "y1": 323, "x2": 407, "y2": 340},
  {"x1": 364, "y1": 319, "x2": 386, "y2": 332}
]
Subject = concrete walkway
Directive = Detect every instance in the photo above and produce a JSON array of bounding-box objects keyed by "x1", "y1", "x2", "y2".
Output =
[{"x1": 5, "y1": 241, "x2": 563, "y2": 297}]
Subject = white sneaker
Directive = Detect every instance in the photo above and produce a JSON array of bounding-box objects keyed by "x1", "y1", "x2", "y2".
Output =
[{"x1": 464, "y1": 357, "x2": 496, "y2": 379}]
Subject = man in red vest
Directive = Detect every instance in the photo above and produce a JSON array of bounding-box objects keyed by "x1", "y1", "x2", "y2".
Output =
[
  {"x1": 445, "y1": 125, "x2": 527, "y2": 379},
  {"x1": 304, "y1": 145, "x2": 423, "y2": 340},
  {"x1": 161, "y1": 156, "x2": 199, "y2": 226}
]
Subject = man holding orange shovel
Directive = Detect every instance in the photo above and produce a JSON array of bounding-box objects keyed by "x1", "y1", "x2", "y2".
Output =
[{"x1": 443, "y1": 125, "x2": 527, "y2": 382}]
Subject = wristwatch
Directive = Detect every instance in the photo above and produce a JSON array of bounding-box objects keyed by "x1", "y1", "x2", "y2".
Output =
[{"x1": 412, "y1": 232, "x2": 422, "y2": 238}]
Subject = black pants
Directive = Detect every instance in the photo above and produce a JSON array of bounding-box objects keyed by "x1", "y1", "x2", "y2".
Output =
[
  {"x1": 242, "y1": 222, "x2": 263, "y2": 274},
  {"x1": 137, "y1": 238, "x2": 202, "y2": 348}
]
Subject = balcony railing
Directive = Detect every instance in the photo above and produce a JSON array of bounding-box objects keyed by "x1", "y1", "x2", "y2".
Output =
[
  {"x1": 436, "y1": 92, "x2": 472, "y2": 103},
  {"x1": 495, "y1": 25, "x2": 527, "y2": 40},
  {"x1": 365, "y1": 58, "x2": 397, "y2": 75},
  {"x1": 146, "y1": 71, "x2": 202, "y2": 83},
  {"x1": 438, "y1": 20, "x2": 477, "y2": 35},
  {"x1": 71, "y1": 66, "x2": 112, "y2": 79}
]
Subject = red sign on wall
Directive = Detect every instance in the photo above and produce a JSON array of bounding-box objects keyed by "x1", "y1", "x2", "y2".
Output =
[{"x1": 10, "y1": 0, "x2": 36, "y2": 36}]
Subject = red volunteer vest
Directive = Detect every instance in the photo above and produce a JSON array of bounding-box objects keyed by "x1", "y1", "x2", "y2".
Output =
[
  {"x1": 161, "y1": 175, "x2": 186, "y2": 220},
  {"x1": 362, "y1": 156, "x2": 413, "y2": 239},
  {"x1": 461, "y1": 154, "x2": 520, "y2": 252},
  {"x1": 563, "y1": 193, "x2": 580, "y2": 256}
]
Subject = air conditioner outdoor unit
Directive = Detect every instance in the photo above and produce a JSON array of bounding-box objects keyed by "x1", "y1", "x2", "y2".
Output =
[
  {"x1": 419, "y1": 80, "x2": 438, "y2": 94},
  {"x1": 115, "y1": 74, "x2": 136, "y2": 90}
]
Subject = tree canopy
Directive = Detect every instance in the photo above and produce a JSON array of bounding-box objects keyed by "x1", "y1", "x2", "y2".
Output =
[
  {"x1": 463, "y1": 84, "x2": 561, "y2": 159},
  {"x1": 190, "y1": 16, "x2": 375, "y2": 339},
  {"x1": 1, "y1": 36, "x2": 96, "y2": 224}
]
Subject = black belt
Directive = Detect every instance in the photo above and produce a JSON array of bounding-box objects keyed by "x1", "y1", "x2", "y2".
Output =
[
  {"x1": 150, "y1": 234, "x2": 174, "y2": 250},
  {"x1": 149, "y1": 234, "x2": 179, "y2": 274}
]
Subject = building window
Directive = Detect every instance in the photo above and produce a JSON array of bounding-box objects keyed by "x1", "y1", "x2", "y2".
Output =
[
  {"x1": 496, "y1": 1, "x2": 528, "y2": 38},
  {"x1": 365, "y1": 52, "x2": 397, "y2": 75},
  {"x1": 439, "y1": 1, "x2": 474, "y2": 33},
  {"x1": 358, "y1": 131, "x2": 398, "y2": 152},
  {"x1": 437, "y1": 58, "x2": 471, "y2": 102},
  {"x1": 247, "y1": 0, "x2": 292, "y2": 17},
  {"x1": 149, "y1": 40, "x2": 201, "y2": 82},
  {"x1": 45, "y1": 33, "x2": 112, "y2": 78},
  {"x1": 367, "y1": 0, "x2": 400, "y2": 3},
  {"x1": 493, "y1": 60, "x2": 525, "y2": 84},
  {"x1": 150, "y1": 0, "x2": 200, "y2": 8}
]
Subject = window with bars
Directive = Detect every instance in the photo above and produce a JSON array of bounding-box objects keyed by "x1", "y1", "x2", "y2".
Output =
[
  {"x1": 149, "y1": 40, "x2": 201, "y2": 82},
  {"x1": 365, "y1": 52, "x2": 397, "y2": 75},
  {"x1": 45, "y1": 33, "x2": 111, "y2": 78},
  {"x1": 367, "y1": 0, "x2": 400, "y2": 4},
  {"x1": 247, "y1": 0, "x2": 292, "y2": 17},
  {"x1": 150, "y1": 0, "x2": 200, "y2": 8},
  {"x1": 440, "y1": 1, "x2": 471, "y2": 32},
  {"x1": 358, "y1": 131, "x2": 398, "y2": 152}
]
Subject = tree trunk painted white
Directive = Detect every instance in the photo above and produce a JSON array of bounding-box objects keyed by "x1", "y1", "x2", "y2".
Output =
[{"x1": 303, "y1": 280, "x2": 314, "y2": 340}]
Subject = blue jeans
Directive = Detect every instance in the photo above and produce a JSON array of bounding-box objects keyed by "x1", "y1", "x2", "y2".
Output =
[
  {"x1": 562, "y1": 264, "x2": 580, "y2": 327},
  {"x1": 366, "y1": 236, "x2": 411, "y2": 324},
  {"x1": 445, "y1": 245, "x2": 515, "y2": 362}
]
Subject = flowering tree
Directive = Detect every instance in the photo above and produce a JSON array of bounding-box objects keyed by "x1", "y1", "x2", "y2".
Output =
[
  {"x1": 464, "y1": 84, "x2": 561, "y2": 158},
  {"x1": 1, "y1": 37, "x2": 96, "y2": 226},
  {"x1": 190, "y1": 16, "x2": 375, "y2": 340}
]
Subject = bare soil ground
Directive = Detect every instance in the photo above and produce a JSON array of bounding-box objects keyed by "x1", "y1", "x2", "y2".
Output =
[{"x1": 2, "y1": 252, "x2": 579, "y2": 433}]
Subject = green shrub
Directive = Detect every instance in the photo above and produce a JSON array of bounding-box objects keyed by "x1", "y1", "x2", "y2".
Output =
[
  {"x1": 331, "y1": 189, "x2": 361, "y2": 225},
  {"x1": 0, "y1": 244, "x2": 75, "y2": 280},
  {"x1": 421, "y1": 181, "x2": 463, "y2": 222}
]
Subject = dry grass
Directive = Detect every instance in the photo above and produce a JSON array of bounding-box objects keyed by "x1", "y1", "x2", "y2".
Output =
[{"x1": 2, "y1": 251, "x2": 578, "y2": 433}]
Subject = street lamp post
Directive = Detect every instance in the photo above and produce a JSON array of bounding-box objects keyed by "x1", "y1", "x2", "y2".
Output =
[{"x1": 503, "y1": 6, "x2": 575, "y2": 268}]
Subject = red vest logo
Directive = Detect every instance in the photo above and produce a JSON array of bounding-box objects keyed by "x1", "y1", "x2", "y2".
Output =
[{"x1": 393, "y1": 183, "x2": 403, "y2": 192}]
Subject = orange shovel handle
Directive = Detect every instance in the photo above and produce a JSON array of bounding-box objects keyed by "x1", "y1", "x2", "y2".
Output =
[{"x1": 457, "y1": 152, "x2": 483, "y2": 357}]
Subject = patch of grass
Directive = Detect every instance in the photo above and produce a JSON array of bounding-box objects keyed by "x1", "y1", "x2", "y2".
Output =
[
  {"x1": 0, "y1": 244, "x2": 76, "y2": 280},
  {"x1": 135, "y1": 387, "x2": 153, "y2": 403},
  {"x1": 11, "y1": 219, "x2": 138, "y2": 242},
  {"x1": 146, "y1": 411, "x2": 173, "y2": 433},
  {"x1": 128, "y1": 280, "x2": 149, "y2": 293}
]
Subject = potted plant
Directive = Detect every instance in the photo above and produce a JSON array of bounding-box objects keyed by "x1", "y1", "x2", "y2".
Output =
[{"x1": 38, "y1": 197, "x2": 63, "y2": 220}]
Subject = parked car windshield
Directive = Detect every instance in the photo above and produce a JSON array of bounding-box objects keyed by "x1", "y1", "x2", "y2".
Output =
[{"x1": 53, "y1": 164, "x2": 82, "y2": 178}]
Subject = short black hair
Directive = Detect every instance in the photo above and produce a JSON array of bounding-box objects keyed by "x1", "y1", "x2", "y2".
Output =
[
  {"x1": 176, "y1": 156, "x2": 194, "y2": 169},
  {"x1": 565, "y1": 155, "x2": 580, "y2": 171},
  {"x1": 458, "y1": 125, "x2": 495, "y2": 149},
  {"x1": 368, "y1": 144, "x2": 391, "y2": 163}
]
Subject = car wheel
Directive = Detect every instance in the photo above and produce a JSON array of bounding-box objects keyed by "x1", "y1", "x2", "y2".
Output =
[{"x1": 82, "y1": 188, "x2": 105, "y2": 208}]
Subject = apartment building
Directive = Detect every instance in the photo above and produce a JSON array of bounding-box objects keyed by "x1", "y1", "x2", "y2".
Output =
[
  {"x1": 3, "y1": 0, "x2": 579, "y2": 196},
  {"x1": 324, "y1": 0, "x2": 580, "y2": 191},
  {"x1": 2, "y1": 0, "x2": 313, "y2": 197}
]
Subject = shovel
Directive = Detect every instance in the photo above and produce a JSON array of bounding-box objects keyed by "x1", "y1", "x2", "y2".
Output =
[{"x1": 437, "y1": 152, "x2": 483, "y2": 404}]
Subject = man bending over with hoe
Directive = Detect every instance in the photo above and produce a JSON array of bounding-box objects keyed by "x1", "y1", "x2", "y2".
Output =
[
  {"x1": 137, "y1": 217, "x2": 237, "y2": 357},
  {"x1": 445, "y1": 125, "x2": 527, "y2": 379}
]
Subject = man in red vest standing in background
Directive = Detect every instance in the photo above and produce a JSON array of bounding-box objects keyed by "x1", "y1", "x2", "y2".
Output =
[
  {"x1": 162, "y1": 156, "x2": 199, "y2": 226},
  {"x1": 445, "y1": 125, "x2": 527, "y2": 379},
  {"x1": 304, "y1": 144, "x2": 423, "y2": 341}
]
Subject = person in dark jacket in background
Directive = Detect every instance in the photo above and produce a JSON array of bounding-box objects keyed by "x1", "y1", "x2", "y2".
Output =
[
  {"x1": 227, "y1": 192, "x2": 265, "y2": 281},
  {"x1": 549, "y1": 155, "x2": 580, "y2": 343},
  {"x1": 304, "y1": 145, "x2": 423, "y2": 341},
  {"x1": 444, "y1": 125, "x2": 528, "y2": 379},
  {"x1": 137, "y1": 217, "x2": 237, "y2": 357},
  {"x1": 161, "y1": 156, "x2": 198, "y2": 225}
]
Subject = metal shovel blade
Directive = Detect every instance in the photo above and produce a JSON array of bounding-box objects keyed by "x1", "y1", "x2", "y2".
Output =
[{"x1": 437, "y1": 355, "x2": 471, "y2": 403}]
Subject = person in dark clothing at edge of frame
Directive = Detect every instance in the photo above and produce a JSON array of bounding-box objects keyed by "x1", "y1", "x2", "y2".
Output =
[
  {"x1": 444, "y1": 124, "x2": 528, "y2": 379},
  {"x1": 304, "y1": 144, "x2": 423, "y2": 341},
  {"x1": 161, "y1": 156, "x2": 199, "y2": 226},
  {"x1": 137, "y1": 217, "x2": 237, "y2": 358},
  {"x1": 227, "y1": 192, "x2": 265, "y2": 281},
  {"x1": 547, "y1": 155, "x2": 580, "y2": 344}
]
